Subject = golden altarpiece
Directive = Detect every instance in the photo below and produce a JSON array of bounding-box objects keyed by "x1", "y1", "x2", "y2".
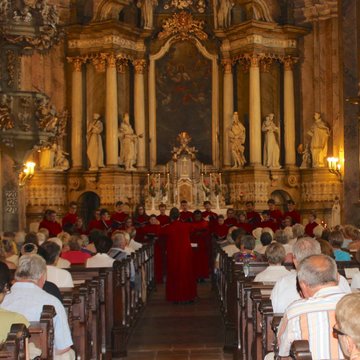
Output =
[{"x1": 0, "y1": 0, "x2": 358, "y2": 231}]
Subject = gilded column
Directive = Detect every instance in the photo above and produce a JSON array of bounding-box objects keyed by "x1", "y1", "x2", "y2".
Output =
[
  {"x1": 105, "y1": 54, "x2": 119, "y2": 167},
  {"x1": 249, "y1": 55, "x2": 262, "y2": 165},
  {"x1": 222, "y1": 58, "x2": 233, "y2": 167},
  {"x1": 283, "y1": 57, "x2": 296, "y2": 166},
  {"x1": 67, "y1": 57, "x2": 85, "y2": 168},
  {"x1": 133, "y1": 59, "x2": 146, "y2": 169}
]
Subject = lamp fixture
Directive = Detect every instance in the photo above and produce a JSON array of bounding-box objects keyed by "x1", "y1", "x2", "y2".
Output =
[
  {"x1": 19, "y1": 162, "x2": 36, "y2": 187},
  {"x1": 327, "y1": 157, "x2": 343, "y2": 182}
]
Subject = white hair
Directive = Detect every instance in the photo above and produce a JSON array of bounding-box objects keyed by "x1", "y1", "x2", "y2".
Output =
[{"x1": 15, "y1": 254, "x2": 46, "y2": 282}]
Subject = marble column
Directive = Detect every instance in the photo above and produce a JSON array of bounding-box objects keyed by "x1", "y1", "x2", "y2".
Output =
[
  {"x1": 222, "y1": 58, "x2": 234, "y2": 167},
  {"x1": 68, "y1": 57, "x2": 85, "y2": 168},
  {"x1": 249, "y1": 55, "x2": 262, "y2": 165},
  {"x1": 283, "y1": 57, "x2": 296, "y2": 166},
  {"x1": 105, "y1": 54, "x2": 119, "y2": 167},
  {"x1": 133, "y1": 59, "x2": 147, "y2": 169}
]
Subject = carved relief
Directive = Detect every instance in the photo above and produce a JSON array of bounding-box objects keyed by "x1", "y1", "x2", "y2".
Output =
[
  {"x1": 67, "y1": 56, "x2": 87, "y2": 72},
  {"x1": 133, "y1": 59, "x2": 146, "y2": 74},
  {"x1": 18, "y1": 96, "x2": 32, "y2": 131},
  {"x1": 301, "y1": 181, "x2": 340, "y2": 203},
  {"x1": 6, "y1": 50, "x2": 17, "y2": 88},
  {"x1": 68, "y1": 177, "x2": 83, "y2": 191},
  {"x1": 0, "y1": 94, "x2": 14, "y2": 130},
  {"x1": 158, "y1": 11, "x2": 208, "y2": 41},
  {"x1": 163, "y1": 0, "x2": 206, "y2": 13},
  {"x1": 26, "y1": 184, "x2": 67, "y2": 206},
  {"x1": 90, "y1": 53, "x2": 107, "y2": 73},
  {"x1": 116, "y1": 58, "x2": 129, "y2": 74},
  {"x1": 221, "y1": 59, "x2": 232, "y2": 74}
]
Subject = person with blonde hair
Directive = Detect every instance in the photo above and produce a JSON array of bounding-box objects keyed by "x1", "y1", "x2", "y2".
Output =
[{"x1": 335, "y1": 293, "x2": 360, "y2": 359}]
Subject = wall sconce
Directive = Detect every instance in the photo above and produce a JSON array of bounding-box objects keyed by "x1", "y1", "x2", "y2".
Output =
[
  {"x1": 19, "y1": 162, "x2": 35, "y2": 187},
  {"x1": 327, "y1": 157, "x2": 343, "y2": 182}
]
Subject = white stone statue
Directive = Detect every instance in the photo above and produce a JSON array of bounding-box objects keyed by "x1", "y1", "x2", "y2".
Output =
[
  {"x1": 217, "y1": 0, "x2": 234, "y2": 28},
  {"x1": 87, "y1": 113, "x2": 104, "y2": 171},
  {"x1": 137, "y1": 0, "x2": 158, "y2": 29},
  {"x1": 262, "y1": 113, "x2": 280, "y2": 168},
  {"x1": 330, "y1": 196, "x2": 341, "y2": 229},
  {"x1": 229, "y1": 112, "x2": 246, "y2": 168},
  {"x1": 118, "y1": 113, "x2": 140, "y2": 171},
  {"x1": 298, "y1": 143, "x2": 311, "y2": 169},
  {"x1": 307, "y1": 112, "x2": 330, "y2": 168},
  {"x1": 54, "y1": 144, "x2": 69, "y2": 171}
]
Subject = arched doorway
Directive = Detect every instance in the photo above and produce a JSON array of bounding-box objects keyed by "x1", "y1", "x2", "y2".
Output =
[
  {"x1": 77, "y1": 192, "x2": 101, "y2": 228},
  {"x1": 270, "y1": 190, "x2": 292, "y2": 213}
]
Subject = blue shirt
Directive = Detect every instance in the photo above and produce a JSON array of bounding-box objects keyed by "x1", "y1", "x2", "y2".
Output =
[{"x1": 333, "y1": 249, "x2": 351, "y2": 261}]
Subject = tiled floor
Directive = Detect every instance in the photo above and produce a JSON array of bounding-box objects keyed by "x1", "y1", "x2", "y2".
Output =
[{"x1": 118, "y1": 282, "x2": 232, "y2": 360}]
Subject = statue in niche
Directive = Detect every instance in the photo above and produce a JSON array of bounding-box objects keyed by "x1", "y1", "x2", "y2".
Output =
[
  {"x1": 36, "y1": 96, "x2": 58, "y2": 132},
  {"x1": 87, "y1": 113, "x2": 104, "y2": 171},
  {"x1": 330, "y1": 196, "x2": 341, "y2": 229},
  {"x1": 0, "y1": 94, "x2": 14, "y2": 130},
  {"x1": 307, "y1": 112, "x2": 330, "y2": 168},
  {"x1": 54, "y1": 144, "x2": 69, "y2": 171},
  {"x1": 137, "y1": 0, "x2": 158, "y2": 29},
  {"x1": 229, "y1": 112, "x2": 246, "y2": 168},
  {"x1": 39, "y1": 142, "x2": 56, "y2": 170},
  {"x1": 298, "y1": 143, "x2": 311, "y2": 169},
  {"x1": 118, "y1": 113, "x2": 141, "y2": 171},
  {"x1": 217, "y1": 0, "x2": 234, "y2": 28},
  {"x1": 262, "y1": 113, "x2": 280, "y2": 168}
]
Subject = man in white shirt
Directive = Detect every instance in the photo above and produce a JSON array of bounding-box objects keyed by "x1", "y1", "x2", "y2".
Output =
[
  {"x1": 271, "y1": 237, "x2": 351, "y2": 313},
  {"x1": 41, "y1": 241, "x2": 73, "y2": 288},
  {"x1": 86, "y1": 235, "x2": 115, "y2": 268},
  {"x1": 254, "y1": 243, "x2": 290, "y2": 282},
  {"x1": 48, "y1": 237, "x2": 71, "y2": 269},
  {"x1": 2, "y1": 254, "x2": 75, "y2": 360}
]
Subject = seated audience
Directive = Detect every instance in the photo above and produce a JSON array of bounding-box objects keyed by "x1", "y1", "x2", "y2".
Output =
[
  {"x1": 277, "y1": 254, "x2": 347, "y2": 359},
  {"x1": 40, "y1": 241, "x2": 74, "y2": 288},
  {"x1": 254, "y1": 243, "x2": 289, "y2": 282},
  {"x1": 313, "y1": 224, "x2": 325, "y2": 240},
  {"x1": 304, "y1": 211, "x2": 318, "y2": 237},
  {"x1": 2, "y1": 254, "x2": 75, "y2": 359},
  {"x1": 318, "y1": 238, "x2": 335, "y2": 258},
  {"x1": 1, "y1": 238, "x2": 18, "y2": 266},
  {"x1": 335, "y1": 293, "x2": 360, "y2": 360},
  {"x1": 254, "y1": 231, "x2": 273, "y2": 255},
  {"x1": 329, "y1": 230, "x2": 352, "y2": 261},
  {"x1": 349, "y1": 228, "x2": 360, "y2": 252},
  {"x1": 233, "y1": 235, "x2": 262, "y2": 262},
  {"x1": 274, "y1": 229, "x2": 292, "y2": 255},
  {"x1": 86, "y1": 235, "x2": 115, "y2": 268},
  {"x1": 350, "y1": 250, "x2": 360, "y2": 290},
  {"x1": 271, "y1": 237, "x2": 351, "y2": 313},
  {"x1": 60, "y1": 236, "x2": 92, "y2": 265},
  {"x1": 47, "y1": 237, "x2": 71, "y2": 269},
  {"x1": 291, "y1": 223, "x2": 305, "y2": 245},
  {"x1": 0, "y1": 261, "x2": 29, "y2": 343},
  {"x1": 342, "y1": 225, "x2": 356, "y2": 249}
]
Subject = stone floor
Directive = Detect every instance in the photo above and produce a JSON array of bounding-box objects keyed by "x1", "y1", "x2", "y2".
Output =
[{"x1": 119, "y1": 282, "x2": 233, "y2": 360}]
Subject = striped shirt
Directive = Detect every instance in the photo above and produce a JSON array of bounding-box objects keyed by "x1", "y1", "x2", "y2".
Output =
[{"x1": 278, "y1": 286, "x2": 345, "y2": 359}]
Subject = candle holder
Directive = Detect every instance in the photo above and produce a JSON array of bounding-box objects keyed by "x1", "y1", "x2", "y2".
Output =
[
  {"x1": 326, "y1": 157, "x2": 343, "y2": 182},
  {"x1": 19, "y1": 162, "x2": 36, "y2": 187}
]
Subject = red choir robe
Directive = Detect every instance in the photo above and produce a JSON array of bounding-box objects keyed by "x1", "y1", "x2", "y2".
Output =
[
  {"x1": 62, "y1": 213, "x2": 78, "y2": 227},
  {"x1": 111, "y1": 211, "x2": 129, "y2": 230},
  {"x1": 179, "y1": 211, "x2": 194, "y2": 223},
  {"x1": 156, "y1": 214, "x2": 171, "y2": 226},
  {"x1": 269, "y1": 209, "x2": 283, "y2": 226},
  {"x1": 39, "y1": 219, "x2": 62, "y2": 238},
  {"x1": 190, "y1": 219, "x2": 210, "y2": 279},
  {"x1": 284, "y1": 210, "x2": 301, "y2": 225},
  {"x1": 156, "y1": 214, "x2": 170, "y2": 284},
  {"x1": 90, "y1": 219, "x2": 113, "y2": 235},
  {"x1": 161, "y1": 220, "x2": 197, "y2": 302},
  {"x1": 133, "y1": 214, "x2": 149, "y2": 229},
  {"x1": 212, "y1": 223, "x2": 229, "y2": 240},
  {"x1": 305, "y1": 221, "x2": 318, "y2": 237},
  {"x1": 88, "y1": 219, "x2": 101, "y2": 233},
  {"x1": 246, "y1": 211, "x2": 261, "y2": 228},
  {"x1": 237, "y1": 222, "x2": 253, "y2": 234},
  {"x1": 260, "y1": 219, "x2": 278, "y2": 233},
  {"x1": 224, "y1": 217, "x2": 238, "y2": 228}
]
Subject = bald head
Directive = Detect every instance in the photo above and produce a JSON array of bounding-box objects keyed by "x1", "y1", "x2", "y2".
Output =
[{"x1": 298, "y1": 254, "x2": 338, "y2": 289}]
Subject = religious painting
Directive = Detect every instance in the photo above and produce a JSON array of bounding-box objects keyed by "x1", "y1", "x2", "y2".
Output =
[{"x1": 155, "y1": 41, "x2": 212, "y2": 164}]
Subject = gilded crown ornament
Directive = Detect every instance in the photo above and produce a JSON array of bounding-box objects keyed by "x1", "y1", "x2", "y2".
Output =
[{"x1": 158, "y1": 11, "x2": 208, "y2": 41}]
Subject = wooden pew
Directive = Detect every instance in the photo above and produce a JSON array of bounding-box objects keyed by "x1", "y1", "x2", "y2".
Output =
[
  {"x1": 290, "y1": 340, "x2": 312, "y2": 360},
  {"x1": 29, "y1": 305, "x2": 56, "y2": 359},
  {"x1": 0, "y1": 324, "x2": 29, "y2": 359}
]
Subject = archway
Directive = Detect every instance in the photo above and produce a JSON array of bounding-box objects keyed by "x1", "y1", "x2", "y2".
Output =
[
  {"x1": 270, "y1": 189, "x2": 292, "y2": 213},
  {"x1": 77, "y1": 192, "x2": 101, "y2": 228}
]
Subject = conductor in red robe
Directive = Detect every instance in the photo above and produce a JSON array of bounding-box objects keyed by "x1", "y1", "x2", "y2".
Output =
[{"x1": 161, "y1": 207, "x2": 197, "y2": 303}]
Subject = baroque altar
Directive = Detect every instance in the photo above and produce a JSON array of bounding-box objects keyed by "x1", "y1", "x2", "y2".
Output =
[{"x1": 146, "y1": 132, "x2": 224, "y2": 210}]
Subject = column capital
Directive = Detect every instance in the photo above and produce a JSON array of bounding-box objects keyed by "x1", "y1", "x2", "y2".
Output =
[
  {"x1": 107, "y1": 53, "x2": 117, "y2": 68},
  {"x1": 282, "y1": 56, "x2": 298, "y2": 71},
  {"x1": 116, "y1": 58, "x2": 129, "y2": 74},
  {"x1": 221, "y1": 58, "x2": 233, "y2": 74},
  {"x1": 250, "y1": 54, "x2": 260, "y2": 68},
  {"x1": 67, "y1": 56, "x2": 86, "y2": 72},
  {"x1": 260, "y1": 56, "x2": 274, "y2": 73},
  {"x1": 90, "y1": 53, "x2": 107, "y2": 73},
  {"x1": 133, "y1": 59, "x2": 147, "y2": 74}
]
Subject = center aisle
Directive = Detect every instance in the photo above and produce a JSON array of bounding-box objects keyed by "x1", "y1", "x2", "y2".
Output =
[{"x1": 120, "y1": 282, "x2": 233, "y2": 360}]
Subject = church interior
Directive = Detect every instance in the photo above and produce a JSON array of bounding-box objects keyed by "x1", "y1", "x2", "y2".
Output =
[
  {"x1": 1, "y1": 1, "x2": 360, "y2": 359},
  {"x1": 0, "y1": 0, "x2": 358, "y2": 231}
]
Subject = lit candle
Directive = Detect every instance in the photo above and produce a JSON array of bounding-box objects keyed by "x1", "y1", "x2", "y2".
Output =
[
  {"x1": 147, "y1": 173, "x2": 150, "y2": 187},
  {"x1": 219, "y1": 172, "x2": 222, "y2": 187}
]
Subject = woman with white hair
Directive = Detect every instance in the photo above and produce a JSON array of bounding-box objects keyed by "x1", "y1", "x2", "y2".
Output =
[{"x1": 335, "y1": 293, "x2": 360, "y2": 359}]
